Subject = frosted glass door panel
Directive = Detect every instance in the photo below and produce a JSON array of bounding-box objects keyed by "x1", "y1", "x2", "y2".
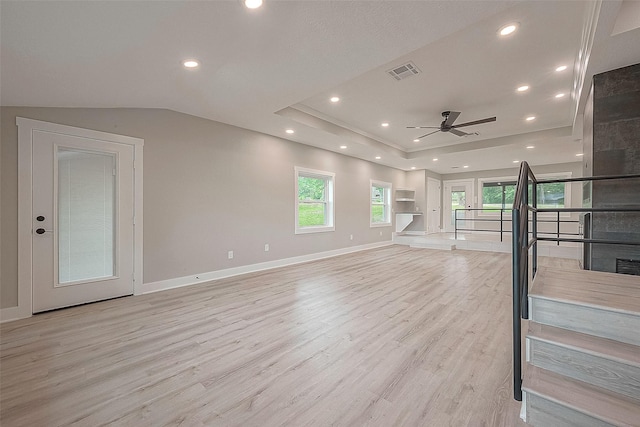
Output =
[
  {"x1": 451, "y1": 189, "x2": 466, "y2": 228},
  {"x1": 58, "y1": 149, "x2": 116, "y2": 284}
]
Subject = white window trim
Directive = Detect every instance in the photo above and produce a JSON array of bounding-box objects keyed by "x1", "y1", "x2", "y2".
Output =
[
  {"x1": 477, "y1": 172, "x2": 572, "y2": 217},
  {"x1": 370, "y1": 179, "x2": 392, "y2": 227},
  {"x1": 295, "y1": 166, "x2": 335, "y2": 234}
]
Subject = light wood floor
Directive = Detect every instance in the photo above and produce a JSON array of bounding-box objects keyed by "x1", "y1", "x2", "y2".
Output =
[{"x1": 1, "y1": 246, "x2": 577, "y2": 426}]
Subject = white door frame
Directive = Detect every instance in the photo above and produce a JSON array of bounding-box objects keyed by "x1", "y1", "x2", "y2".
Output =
[
  {"x1": 442, "y1": 179, "x2": 475, "y2": 233},
  {"x1": 8, "y1": 117, "x2": 143, "y2": 321}
]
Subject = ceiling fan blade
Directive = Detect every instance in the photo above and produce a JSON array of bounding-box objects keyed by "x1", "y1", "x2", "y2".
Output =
[
  {"x1": 406, "y1": 126, "x2": 440, "y2": 129},
  {"x1": 452, "y1": 116, "x2": 496, "y2": 128},
  {"x1": 416, "y1": 130, "x2": 441, "y2": 139},
  {"x1": 449, "y1": 128, "x2": 469, "y2": 137},
  {"x1": 443, "y1": 111, "x2": 461, "y2": 127}
]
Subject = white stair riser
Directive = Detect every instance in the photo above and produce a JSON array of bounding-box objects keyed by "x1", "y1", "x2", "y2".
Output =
[
  {"x1": 530, "y1": 297, "x2": 640, "y2": 346},
  {"x1": 528, "y1": 338, "x2": 640, "y2": 400},
  {"x1": 525, "y1": 392, "x2": 616, "y2": 427}
]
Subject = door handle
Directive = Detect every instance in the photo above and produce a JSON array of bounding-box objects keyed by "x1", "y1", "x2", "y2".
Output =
[{"x1": 35, "y1": 228, "x2": 53, "y2": 235}]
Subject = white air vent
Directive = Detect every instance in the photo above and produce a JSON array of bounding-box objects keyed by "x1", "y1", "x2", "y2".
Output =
[{"x1": 387, "y1": 62, "x2": 420, "y2": 81}]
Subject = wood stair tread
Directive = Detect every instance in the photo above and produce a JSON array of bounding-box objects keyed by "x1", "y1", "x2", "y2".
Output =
[
  {"x1": 522, "y1": 366, "x2": 640, "y2": 426},
  {"x1": 527, "y1": 323, "x2": 640, "y2": 367},
  {"x1": 530, "y1": 267, "x2": 640, "y2": 314}
]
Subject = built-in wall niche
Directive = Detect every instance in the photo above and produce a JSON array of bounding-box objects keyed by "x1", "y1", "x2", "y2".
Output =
[
  {"x1": 395, "y1": 188, "x2": 416, "y2": 203},
  {"x1": 394, "y1": 188, "x2": 422, "y2": 234}
]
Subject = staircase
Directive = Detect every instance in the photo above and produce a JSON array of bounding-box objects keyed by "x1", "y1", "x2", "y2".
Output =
[{"x1": 521, "y1": 267, "x2": 640, "y2": 426}]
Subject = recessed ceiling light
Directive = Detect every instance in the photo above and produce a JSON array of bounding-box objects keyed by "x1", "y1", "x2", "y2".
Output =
[
  {"x1": 375, "y1": 156, "x2": 381, "y2": 160},
  {"x1": 526, "y1": 116, "x2": 536, "y2": 121},
  {"x1": 330, "y1": 96, "x2": 340, "y2": 103},
  {"x1": 499, "y1": 24, "x2": 517, "y2": 36},
  {"x1": 555, "y1": 93, "x2": 566, "y2": 98},
  {"x1": 381, "y1": 122, "x2": 389, "y2": 127},
  {"x1": 555, "y1": 65, "x2": 568, "y2": 72},
  {"x1": 432, "y1": 158, "x2": 438, "y2": 162},
  {"x1": 244, "y1": 0, "x2": 263, "y2": 9},
  {"x1": 183, "y1": 60, "x2": 199, "y2": 68},
  {"x1": 411, "y1": 166, "x2": 416, "y2": 170},
  {"x1": 285, "y1": 129, "x2": 294, "y2": 134},
  {"x1": 339, "y1": 145, "x2": 347, "y2": 149},
  {"x1": 413, "y1": 139, "x2": 420, "y2": 143},
  {"x1": 513, "y1": 160, "x2": 519, "y2": 163},
  {"x1": 463, "y1": 165, "x2": 469, "y2": 169},
  {"x1": 517, "y1": 85, "x2": 529, "y2": 92},
  {"x1": 526, "y1": 145, "x2": 535, "y2": 149},
  {"x1": 576, "y1": 153, "x2": 584, "y2": 157}
]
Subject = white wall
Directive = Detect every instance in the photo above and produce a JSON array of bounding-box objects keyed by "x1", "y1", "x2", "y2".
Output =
[
  {"x1": 0, "y1": 106, "x2": 583, "y2": 310},
  {"x1": 1, "y1": 107, "x2": 407, "y2": 308}
]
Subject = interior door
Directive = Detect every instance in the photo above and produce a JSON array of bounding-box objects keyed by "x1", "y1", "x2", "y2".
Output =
[
  {"x1": 32, "y1": 130, "x2": 135, "y2": 312},
  {"x1": 443, "y1": 180, "x2": 474, "y2": 232},
  {"x1": 427, "y1": 178, "x2": 441, "y2": 233}
]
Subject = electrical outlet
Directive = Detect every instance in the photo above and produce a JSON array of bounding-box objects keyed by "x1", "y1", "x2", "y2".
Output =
[
  {"x1": 264, "y1": 244, "x2": 269, "y2": 252},
  {"x1": 379, "y1": 231, "x2": 383, "y2": 236},
  {"x1": 350, "y1": 234, "x2": 353, "y2": 240},
  {"x1": 228, "y1": 250, "x2": 234, "y2": 259}
]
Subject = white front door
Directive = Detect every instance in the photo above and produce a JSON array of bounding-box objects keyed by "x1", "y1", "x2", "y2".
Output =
[
  {"x1": 427, "y1": 177, "x2": 441, "y2": 233},
  {"x1": 443, "y1": 180, "x2": 474, "y2": 233},
  {"x1": 31, "y1": 130, "x2": 135, "y2": 312}
]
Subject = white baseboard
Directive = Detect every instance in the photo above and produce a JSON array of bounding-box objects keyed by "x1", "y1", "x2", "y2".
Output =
[
  {"x1": 0, "y1": 305, "x2": 29, "y2": 324},
  {"x1": 140, "y1": 241, "x2": 394, "y2": 295},
  {"x1": 0, "y1": 242, "x2": 393, "y2": 323}
]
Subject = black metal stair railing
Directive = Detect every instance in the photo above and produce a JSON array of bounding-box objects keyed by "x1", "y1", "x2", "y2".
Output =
[
  {"x1": 453, "y1": 208, "x2": 580, "y2": 244},
  {"x1": 511, "y1": 162, "x2": 640, "y2": 401}
]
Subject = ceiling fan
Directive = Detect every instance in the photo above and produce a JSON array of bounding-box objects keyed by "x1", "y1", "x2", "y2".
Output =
[{"x1": 407, "y1": 111, "x2": 496, "y2": 140}]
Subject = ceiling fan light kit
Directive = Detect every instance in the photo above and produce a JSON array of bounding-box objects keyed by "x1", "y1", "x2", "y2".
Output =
[{"x1": 407, "y1": 111, "x2": 496, "y2": 140}]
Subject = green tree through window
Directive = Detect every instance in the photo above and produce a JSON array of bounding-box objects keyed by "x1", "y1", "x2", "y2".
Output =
[
  {"x1": 482, "y1": 181, "x2": 516, "y2": 211},
  {"x1": 371, "y1": 181, "x2": 391, "y2": 225},
  {"x1": 482, "y1": 179, "x2": 567, "y2": 211},
  {"x1": 295, "y1": 167, "x2": 335, "y2": 233},
  {"x1": 298, "y1": 176, "x2": 326, "y2": 227}
]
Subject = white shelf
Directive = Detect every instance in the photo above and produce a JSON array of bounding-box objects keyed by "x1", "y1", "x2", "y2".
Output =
[{"x1": 396, "y1": 198, "x2": 415, "y2": 202}]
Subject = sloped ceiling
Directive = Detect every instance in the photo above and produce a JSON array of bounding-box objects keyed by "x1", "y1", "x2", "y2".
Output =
[{"x1": 2, "y1": 1, "x2": 639, "y2": 173}]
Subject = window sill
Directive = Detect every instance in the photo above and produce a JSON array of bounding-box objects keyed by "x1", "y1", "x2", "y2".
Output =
[
  {"x1": 295, "y1": 226, "x2": 335, "y2": 235},
  {"x1": 370, "y1": 222, "x2": 392, "y2": 228}
]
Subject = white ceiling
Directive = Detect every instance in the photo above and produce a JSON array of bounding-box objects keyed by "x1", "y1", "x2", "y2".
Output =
[{"x1": 2, "y1": 0, "x2": 639, "y2": 175}]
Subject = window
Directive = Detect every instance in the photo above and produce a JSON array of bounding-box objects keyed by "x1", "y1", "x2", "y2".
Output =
[
  {"x1": 482, "y1": 181, "x2": 517, "y2": 211},
  {"x1": 479, "y1": 173, "x2": 571, "y2": 213},
  {"x1": 535, "y1": 181, "x2": 566, "y2": 208},
  {"x1": 295, "y1": 167, "x2": 335, "y2": 234},
  {"x1": 370, "y1": 180, "x2": 392, "y2": 226}
]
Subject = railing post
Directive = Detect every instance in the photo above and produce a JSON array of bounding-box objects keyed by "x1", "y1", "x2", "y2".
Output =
[
  {"x1": 531, "y1": 181, "x2": 537, "y2": 280},
  {"x1": 454, "y1": 209, "x2": 458, "y2": 240},
  {"x1": 512, "y1": 208, "x2": 522, "y2": 401},
  {"x1": 557, "y1": 211, "x2": 560, "y2": 246}
]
